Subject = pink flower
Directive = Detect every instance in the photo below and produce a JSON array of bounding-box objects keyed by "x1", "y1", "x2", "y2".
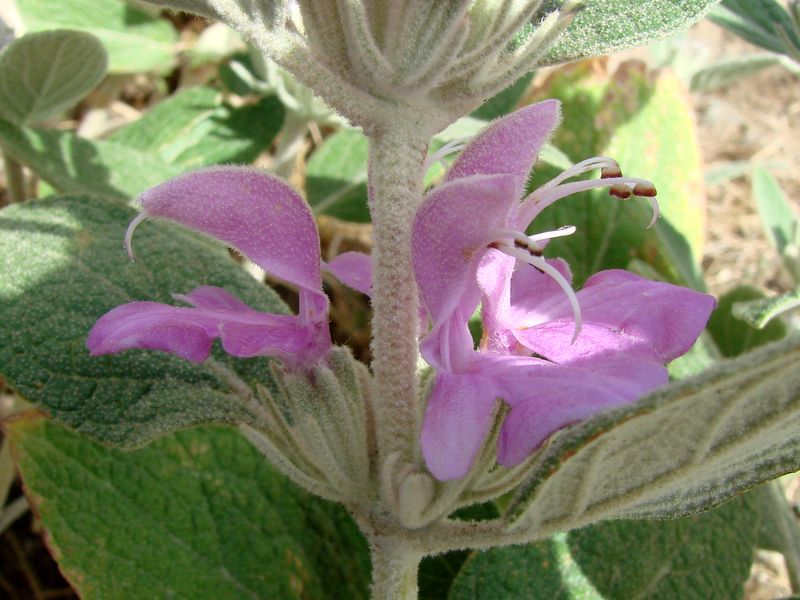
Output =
[
  {"x1": 412, "y1": 101, "x2": 715, "y2": 480},
  {"x1": 87, "y1": 167, "x2": 369, "y2": 368}
]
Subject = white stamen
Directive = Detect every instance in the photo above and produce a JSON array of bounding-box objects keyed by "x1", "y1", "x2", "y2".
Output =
[
  {"x1": 495, "y1": 225, "x2": 577, "y2": 254},
  {"x1": 519, "y1": 176, "x2": 659, "y2": 225},
  {"x1": 537, "y1": 156, "x2": 620, "y2": 191},
  {"x1": 124, "y1": 212, "x2": 148, "y2": 262},
  {"x1": 528, "y1": 225, "x2": 576, "y2": 244},
  {"x1": 421, "y1": 136, "x2": 472, "y2": 176},
  {"x1": 498, "y1": 244, "x2": 583, "y2": 343}
]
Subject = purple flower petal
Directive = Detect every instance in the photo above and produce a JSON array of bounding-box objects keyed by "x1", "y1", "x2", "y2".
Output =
[
  {"x1": 496, "y1": 379, "x2": 628, "y2": 467},
  {"x1": 487, "y1": 357, "x2": 665, "y2": 466},
  {"x1": 172, "y1": 285, "x2": 256, "y2": 311},
  {"x1": 87, "y1": 287, "x2": 330, "y2": 366},
  {"x1": 420, "y1": 308, "x2": 477, "y2": 373},
  {"x1": 506, "y1": 258, "x2": 573, "y2": 326},
  {"x1": 323, "y1": 251, "x2": 372, "y2": 296},
  {"x1": 421, "y1": 372, "x2": 498, "y2": 481},
  {"x1": 575, "y1": 270, "x2": 716, "y2": 361},
  {"x1": 446, "y1": 100, "x2": 560, "y2": 195},
  {"x1": 413, "y1": 174, "x2": 519, "y2": 327},
  {"x1": 511, "y1": 269, "x2": 715, "y2": 362},
  {"x1": 137, "y1": 166, "x2": 327, "y2": 320},
  {"x1": 475, "y1": 249, "x2": 517, "y2": 354},
  {"x1": 87, "y1": 302, "x2": 217, "y2": 363}
]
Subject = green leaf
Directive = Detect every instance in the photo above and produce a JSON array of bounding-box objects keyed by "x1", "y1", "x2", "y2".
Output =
[
  {"x1": 705, "y1": 160, "x2": 753, "y2": 185},
  {"x1": 109, "y1": 87, "x2": 285, "y2": 169},
  {"x1": 0, "y1": 30, "x2": 107, "y2": 125},
  {"x1": 666, "y1": 332, "x2": 720, "y2": 380},
  {"x1": 566, "y1": 497, "x2": 759, "y2": 600},
  {"x1": 220, "y1": 52, "x2": 267, "y2": 96},
  {"x1": 7, "y1": 418, "x2": 370, "y2": 599},
  {"x1": 448, "y1": 535, "x2": 591, "y2": 599},
  {"x1": 708, "y1": 286, "x2": 788, "y2": 357},
  {"x1": 471, "y1": 72, "x2": 534, "y2": 121},
  {"x1": 542, "y1": 0, "x2": 720, "y2": 66},
  {"x1": 451, "y1": 497, "x2": 758, "y2": 599},
  {"x1": 16, "y1": 0, "x2": 177, "y2": 73},
  {"x1": 752, "y1": 482, "x2": 800, "y2": 590},
  {"x1": 690, "y1": 53, "x2": 782, "y2": 91},
  {"x1": 709, "y1": 0, "x2": 800, "y2": 56},
  {"x1": 505, "y1": 335, "x2": 800, "y2": 532},
  {"x1": 732, "y1": 286, "x2": 800, "y2": 330},
  {"x1": 753, "y1": 166, "x2": 798, "y2": 256},
  {"x1": 306, "y1": 128, "x2": 370, "y2": 223},
  {"x1": 0, "y1": 119, "x2": 181, "y2": 201},
  {"x1": 601, "y1": 66, "x2": 705, "y2": 287},
  {"x1": 533, "y1": 64, "x2": 706, "y2": 289},
  {"x1": 0, "y1": 196, "x2": 288, "y2": 446}
]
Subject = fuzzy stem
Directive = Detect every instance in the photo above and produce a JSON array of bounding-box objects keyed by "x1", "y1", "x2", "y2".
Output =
[
  {"x1": 367, "y1": 129, "x2": 427, "y2": 473},
  {"x1": 272, "y1": 114, "x2": 308, "y2": 180},
  {"x1": 2, "y1": 151, "x2": 26, "y2": 205},
  {"x1": 368, "y1": 536, "x2": 422, "y2": 600}
]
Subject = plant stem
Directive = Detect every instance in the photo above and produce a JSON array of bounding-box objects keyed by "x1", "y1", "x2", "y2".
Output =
[
  {"x1": 367, "y1": 128, "x2": 426, "y2": 468},
  {"x1": 272, "y1": 114, "x2": 308, "y2": 180},
  {"x1": 2, "y1": 151, "x2": 26, "y2": 205},
  {"x1": 368, "y1": 536, "x2": 422, "y2": 600},
  {"x1": 766, "y1": 481, "x2": 800, "y2": 592}
]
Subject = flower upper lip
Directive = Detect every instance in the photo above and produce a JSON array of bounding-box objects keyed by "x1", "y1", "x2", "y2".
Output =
[{"x1": 87, "y1": 166, "x2": 370, "y2": 368}]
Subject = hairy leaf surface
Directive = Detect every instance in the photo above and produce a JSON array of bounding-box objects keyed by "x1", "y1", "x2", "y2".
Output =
[
  {"x1": 0, "y1": 120, "x2": 180, "y2": 201},
  {"x1": 0, "y1": 196, "x2": 287, "y2": 445},
  {"x1": 7, "y1": 418, "x2": 370, "y2": 599},
  {"x1": 16, "y1": 0, "x2": 177, "y2": 73},
  {"x1": 506, "y1": 336, "x2": 800, "y2": 531},
  {"x1": 542, "y1": 0, "x2": 720, "y2": 66},
  {"x1": 109, "y1": 87, "x2": 284, "y2": 168},
  {"x1": 0, "y1": 30, "x2": 107, "y2": 125}
]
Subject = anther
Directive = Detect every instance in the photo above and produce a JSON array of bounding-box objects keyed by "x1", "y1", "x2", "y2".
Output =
[
  {"x1": 600, "y1": 164, "x2": 622, "y2": 179},
  {"x1": 633, "y1": 182, "x2": 657, "y2": 197},
  {"x1": 609, "y1": 184, "x2": 632, "y2": 199}
]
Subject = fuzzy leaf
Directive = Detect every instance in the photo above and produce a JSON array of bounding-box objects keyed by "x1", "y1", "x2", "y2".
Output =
[
  {"x1": 708, "y1": 286, "x2": 788, "y2": 357},
  {"x1": 449, "y1": 535, "x2": 590, "y2": 599},
  {"x1": 305, "y1": 128, "x2": 370, "y2": 223},
  {"x1": 0, "y1": 30, "x2": 107, "y2": 125},
  {"x1": 6, "y1": 418, "x2": 370, "y2": 599},
  {"x1": 541, "y1": 0, "x2": 720, "y2": 66},
  {"x1": 732, "y1": 287, "x2": 800, "y2": 330},
  {"x1": 16, "y1": 0, "x2": 177, "y2": 73},
  {"x1": 109, "y1": 87, "x2": 284, "y2": 168},
  {"x1": 753, "y1": 166, "x2": 798, "y2": 256},
  {"x1": 0, "y1": 196, "x2": 288, "y2": 446},
  {"x1": 471, "y1": 73, "x2": 534, "y2": 121},
  {"x1": 0, "y1": 119, "x2": 181, "y2": 201},
  {"x1": 505, "y1": 335, "x2": 800, "y2": 533},
  {"x1": 450, "y1": 496, "x2": 758, "y2": 599},
  {"x1": 690, "y1": 53, "x2": 782, "y2": 91},
  {"x1": 709, "y1": 0, "x2": 800, "y2": 56}
]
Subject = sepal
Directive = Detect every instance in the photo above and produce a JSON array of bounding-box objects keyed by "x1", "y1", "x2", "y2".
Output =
[{"x1": 242, "y1": 346, "x2": 375, "y2": 506}]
